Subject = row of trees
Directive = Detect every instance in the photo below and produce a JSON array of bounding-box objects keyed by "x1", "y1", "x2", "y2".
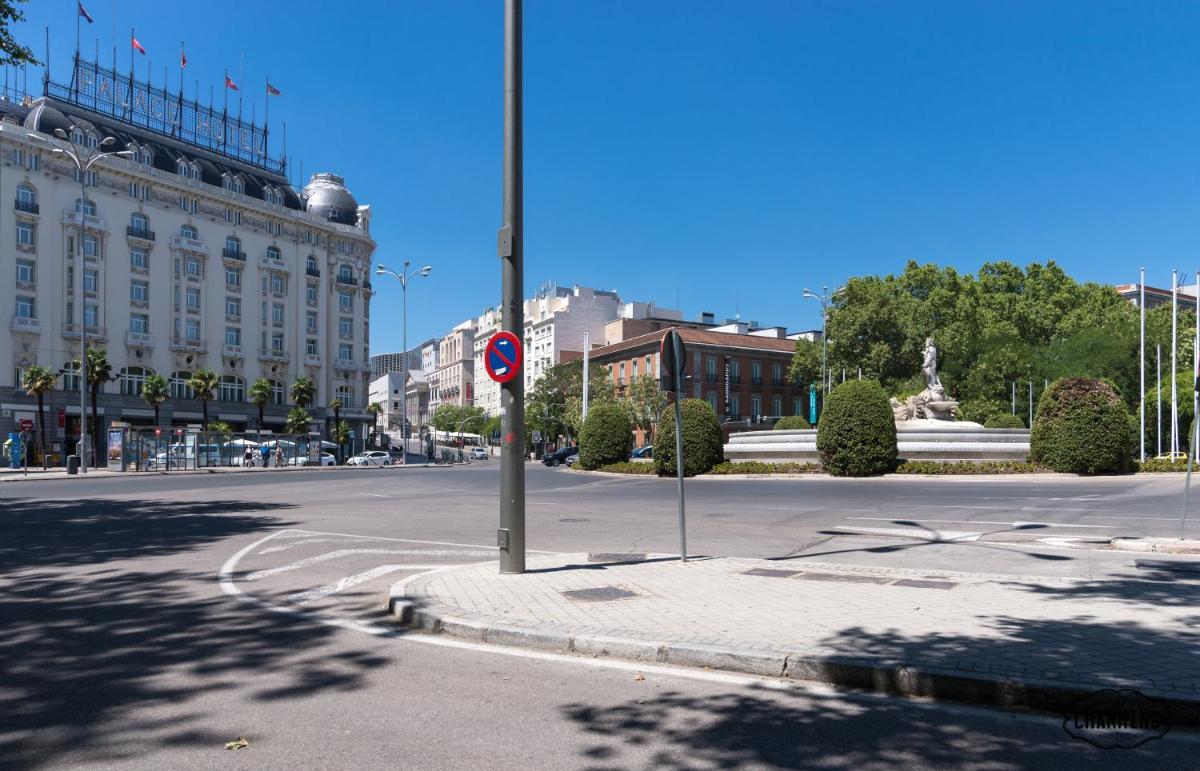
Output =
[
  {"x1": 525, "y1": 361, "x2": 665, "y2": 448},
  {"x1": 17, "y1": 349, "x2": 359, "y2": 467},
  {"x1": 791, "y1": 260, "x2": 1176, "y2": 426}
]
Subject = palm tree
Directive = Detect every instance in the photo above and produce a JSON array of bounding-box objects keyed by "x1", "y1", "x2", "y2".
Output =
[
  {"x1": 285, "y1": 407, "x2": 311, "y2": 435},
  {"x1": 21, "y1": 365, "x2": 57, "y2": 469},
  {"x1": 366, "y1": 402, "x2": 383, "y2": 448},
  {"x1": 85, "y1": 349, "x2": 113, "y2": 468},
  {"x1": 248, "y1": 378, "x2": 273, "y2": 437},
  {"x1": 334, "y1": 420, "x2": 351, "y2": 450},
  {"x1": 329, "y1": 398, "x2": 343, "y2": 463},
  {"x1": 141, "y1": 372, "x2": 169, "y2": 427},
  {"x1": 187, "y1": 369, "x2": 219, "y2": 432},
  {"x1": 290, "y1": 376, "x2": 315, "y2": 408}
]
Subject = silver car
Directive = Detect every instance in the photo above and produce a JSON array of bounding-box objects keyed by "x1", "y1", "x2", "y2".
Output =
[{"x1": 346, "y1": 451, "x2": 392, "y2": 467}]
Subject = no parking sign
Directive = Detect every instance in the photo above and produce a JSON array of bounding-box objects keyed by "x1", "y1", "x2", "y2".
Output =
[{"x1": 484, "y1": 331, "x2": 522, "y2": 384}]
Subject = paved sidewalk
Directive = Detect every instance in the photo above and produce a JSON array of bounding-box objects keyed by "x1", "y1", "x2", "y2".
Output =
[{"x1": 392, "y1": 552, "x2": 1200, "y2": 721}]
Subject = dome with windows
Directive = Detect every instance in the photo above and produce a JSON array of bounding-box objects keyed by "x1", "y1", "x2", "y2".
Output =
[{"x1": 303, "y1": 173, "x2": 358, "y2": 226}]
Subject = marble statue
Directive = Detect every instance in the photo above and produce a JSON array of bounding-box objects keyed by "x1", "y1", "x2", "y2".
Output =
[{"x1": 890, "y1": 337, "x2": 960, "y2": 422}]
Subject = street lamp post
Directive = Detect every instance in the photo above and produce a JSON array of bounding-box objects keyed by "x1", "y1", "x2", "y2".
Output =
[
  {"x1": 29, "y1": 127, "x2": 132, "y2": 471},
  {"x1": 376, "y1": 261, "x2": 432, "y2": 465},
  {"x1": 802, "y1": 285, "x2": 844, "y2": 419}
]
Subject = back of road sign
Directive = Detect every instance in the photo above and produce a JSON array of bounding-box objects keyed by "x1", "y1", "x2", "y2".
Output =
[{"x1": 661, "y1": 331, "x2": 687, "y2": 389}]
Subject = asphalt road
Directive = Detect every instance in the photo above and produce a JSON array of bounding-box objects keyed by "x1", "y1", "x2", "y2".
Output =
[{"x1": 1, "y1": 465, "x2": 1196, "y2": 769}]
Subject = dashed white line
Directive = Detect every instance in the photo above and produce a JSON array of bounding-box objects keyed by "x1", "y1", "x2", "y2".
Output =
[{"x1": 285, "y1": 564, "x2": 422, "y2": 604}]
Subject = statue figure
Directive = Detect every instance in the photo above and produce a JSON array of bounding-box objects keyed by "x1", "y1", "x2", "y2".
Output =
[{"x1": 921, "y1": 337, "x2": 944, "y2": 397}]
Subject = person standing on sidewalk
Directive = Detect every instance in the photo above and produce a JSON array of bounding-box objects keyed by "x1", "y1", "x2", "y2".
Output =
[
  {"x1": 274, "y1": 444, "x2": 284, "y2": 468},
  {"x1": 261, "y1": 444, "x2": 270, "y2": 468}
]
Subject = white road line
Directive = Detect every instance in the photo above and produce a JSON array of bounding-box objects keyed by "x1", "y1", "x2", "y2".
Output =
[
  {"x1": 245, "y1": 549, "x2": 493, "y2": 582},
  {"x1": 284, "y1": 528, "x2": 561, "y2": 554},
  {"x1": 284, "y1": 564, "x2": 428, "y2": 605},
  {"x1": 218, "y1": 532, "x2": 1200, "y2": 743},
  {"x1": 832, "y1": 526, "x2": 982, "y2": 541},
  {"x1": 358, "y1": 492, "x2": 389, "y2": 498},
  {"x1": 259, "y1": 538, "x2": 349, "y2": 555},
  {"x1": 845, "y1": 517, "x2": 1113, "y2": 529}
]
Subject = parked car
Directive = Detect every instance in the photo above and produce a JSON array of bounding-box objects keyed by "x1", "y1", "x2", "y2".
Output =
[
  {"x1": 346, "y1": 451, "x2": 392, "y2": 467},
  {"x1": 564, "y1": 452, "x2": 579, "y2": 466},
  {"x1": 287, "y1": 452, "x2": 336, "y2": 467},
  {"x1": 542, "y1": 446, "x2": 579, "y2": 467},
  {"x1": 470, "y1": 447, "x2": 488, "y2": 461},
  {"x1": 631, "y1": 445, "x2": 653, "y2": 459}
]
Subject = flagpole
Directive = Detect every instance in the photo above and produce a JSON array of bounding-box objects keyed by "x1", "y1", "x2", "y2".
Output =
[
  {"x1": 127, "y1": 28, "x2": 135, "y2": 120},
  {"x1": 222, "y1": 69, "x2": 228, "y2": 153},
  {"x1": 263, "y1": 75, "x2": 270, "y2": 163},
  {"x1": 1173, "y1": 270, "x2": 1179, "y2": 458},
  {"x1": 73, "y1": 1, "x2": 81, "y2": 97},
  {"x1": 1140, "y1": 267, "x2": 1146, "y2": 462}
]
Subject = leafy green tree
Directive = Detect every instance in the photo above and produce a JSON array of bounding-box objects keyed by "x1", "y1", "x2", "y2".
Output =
[
  {"x1": 329, "y1": 398, "x2": 343, "y2": 462},
  {"x1": 21, "y1": 364, "x2": 56, "y2": 469},
  {"x1": 289, "y1": 376, "x2": 315, "y2": 408},
  {"x1": 0, "y1": 1, "x2": 37, "y2": 67},
  {"x1": 333, "y1": 420, "x2": 351, "y2": 449},
  {"x1": 366, "y1": 402, "x2": 383, "y2": 447},
  {"x1": 208, "y1": 420, "x2": 233, "y2": 436},
  {"x1": 788, "y1": 339, "x2": 823, "y2": 391},
  {"x1": 248, "y1": 378, "x2": 274, "y2": 434},
  {"x1": 621, "y1": 374, "x2": 666, "y2": 445},
  {"x1": 187, "y1": 369, "x2": 219, "y2": 432},
  {"x1": 141, "y1": 373, "x2": 169, "y2": 427}
]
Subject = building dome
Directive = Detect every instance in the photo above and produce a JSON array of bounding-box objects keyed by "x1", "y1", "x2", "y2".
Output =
[
  {"x1": 23, "y1": 100, "x2": 73, "y2": 137},
  {"x1": 303, "y1": 172, "x2": 358, "y2": 226}
]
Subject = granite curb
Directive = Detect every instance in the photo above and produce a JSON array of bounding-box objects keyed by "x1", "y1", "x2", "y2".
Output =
[{"x1": 388, "y1": 565, "x2": 1200, "y2": 726}]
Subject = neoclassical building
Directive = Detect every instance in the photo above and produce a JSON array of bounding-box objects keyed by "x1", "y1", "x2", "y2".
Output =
[{"x1": 0, "y1": 74, "x2": 376, "y2": 458}]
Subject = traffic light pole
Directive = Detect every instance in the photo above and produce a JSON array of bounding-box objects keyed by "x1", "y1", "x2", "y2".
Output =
[{"x1": 498, "y1": 0, "x2": 526, "y2": 573}]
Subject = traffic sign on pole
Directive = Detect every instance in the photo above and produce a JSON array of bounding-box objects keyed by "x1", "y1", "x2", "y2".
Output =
[
  {"x1": 661, "y1": 330, "x2": 687, "y2": 391},
  {"x1": 485, "y1": 331, "x2": 523, "y2": 384}
]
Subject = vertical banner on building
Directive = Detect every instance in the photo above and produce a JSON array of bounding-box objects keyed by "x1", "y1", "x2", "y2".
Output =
[
  {"x1": 809, "y1": 384, "x2": 818, "y2": 425},
  {"x1": 723, "y1": 356, "x2": 731, "y2": 422}
]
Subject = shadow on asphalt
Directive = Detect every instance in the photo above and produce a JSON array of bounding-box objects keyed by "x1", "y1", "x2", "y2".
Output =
[
  {"x1": 559, "y1": 685, "x2": 1194, "y2": 770},
  {"x1": 0, "y1": 496, "x2": 392, "y2": 766}
]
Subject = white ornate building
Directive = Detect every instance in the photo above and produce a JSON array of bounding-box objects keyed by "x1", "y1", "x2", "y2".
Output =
[{"x1": 0, "y1": 69, "x2": 376, "y2": 457}]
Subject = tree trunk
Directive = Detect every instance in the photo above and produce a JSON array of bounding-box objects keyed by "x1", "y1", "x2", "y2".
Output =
[
  {"x1": 36, "y1": 393, "x2": 47, "y2": 470},
  {"x1": 334, "y1": 408, "x2": 341, "y2": 463},
  {"x1": 259, "y1": 404, "x2": 265, "y2": 435},
  {"x1": 202, "y1": 400, "x2": 208, "y2": 431},
  {"x1": 90, "y1": 385, "x2": 99, "y2": 468},
  {"x1": 154, "y1": 403, "x2": 160, "y2": 428}
]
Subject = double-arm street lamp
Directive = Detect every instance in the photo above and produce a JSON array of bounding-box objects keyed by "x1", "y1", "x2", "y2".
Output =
[
  {"x1": 375, "y1": 261, "x2": 432, "y2": 464},
  {"x1": 29, "y1": 126, "x2": 132, "y2": 471},
  {"x1": 801, "y1": 285, "x2": 845, "y2": 400}
]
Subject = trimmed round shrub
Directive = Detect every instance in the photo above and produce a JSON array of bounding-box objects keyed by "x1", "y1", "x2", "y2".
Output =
[
  {"x1": 1030, "y1": 378, "x2": 1134, "y2": 474},
  {"x1": 816, "y1": 380, "x2": 898, "y2": 477},
  {"x1": 654, "y1": 398, "x2": 724, "y2": 477},
  {"x1": 984, "y1": 414, "x2": 1025, "y2": 429},
  {"x1": 774, "y1": 415, "x2": 810, "y2": 430},
  {"x1": 578, "y1": 403, "x2": 634, "y2": 470}
]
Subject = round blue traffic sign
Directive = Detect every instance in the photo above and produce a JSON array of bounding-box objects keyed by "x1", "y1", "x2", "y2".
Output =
[{"x1": 485, "y1": 331, "x2": 522, "y2": 384}]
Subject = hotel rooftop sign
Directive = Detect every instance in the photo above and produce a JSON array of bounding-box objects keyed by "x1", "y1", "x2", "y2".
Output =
[{"x1": 47, "y1": 57, "x2": 284, "y2": 175}]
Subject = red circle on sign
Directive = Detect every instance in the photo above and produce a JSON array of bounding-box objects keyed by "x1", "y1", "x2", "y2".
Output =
[{"x1": 485, "y1": 331, "x2": 523, "y2": 384}]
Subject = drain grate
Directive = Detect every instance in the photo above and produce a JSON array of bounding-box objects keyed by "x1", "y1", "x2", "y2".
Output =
[
  {"x1": 561, "y1": 586, "x2": 639, "y2": 602},
  {"x1": 893, "y1": 579, "x2": 956, "y2": 590},
  {"x1": 797, "y1": 572, "x2": 893, "y2": 585},
  {"x1": 743, "y1": 568, "x2": 802, "y2": 578},
  {"x1": 587, "y1": 553, "x2": 647, "y2": 563}
]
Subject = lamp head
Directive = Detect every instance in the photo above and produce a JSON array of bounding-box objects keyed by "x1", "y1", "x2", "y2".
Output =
[
  {"x1": 419, "y1": 266, "x2": 432, "y2": 277},
  {"x1": 53, "y1": 128, "x2": 68, "y2": 140},
  {"x1": 375, "y1": 264, "x2": 389, "y2": 275},
  {"x1": 100, "y1": 136, "x2": 116, "y2": 147}
]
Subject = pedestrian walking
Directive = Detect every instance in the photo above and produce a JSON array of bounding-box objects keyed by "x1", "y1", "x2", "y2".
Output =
[
  {"x1": 243, "y1": 446, "x2": 254, "y2": 468},
  {"x1": 275, "y1": 444, "x2": 284, "y2": 468},
  {"x1": 261, "y1": 444, "x2": 270, "y2": 468}
]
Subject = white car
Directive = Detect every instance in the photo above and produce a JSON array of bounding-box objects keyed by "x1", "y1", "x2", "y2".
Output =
[
  {"x1": 346, "y1": 451, "x2": 392, "y2": 467},
  {"x1": 470, "y1": 447, "x2": 488, "y2": 460},
  {"x1": 288, "y1": 452, "x2": 336, "y2": 467}
]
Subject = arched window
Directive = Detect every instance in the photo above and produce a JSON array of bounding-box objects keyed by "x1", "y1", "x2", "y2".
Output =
[
  {"x1": 334, "y1": 385, "x2": 355, "y2": 410},
  {"x1": 71, "y1": 128, "x2": 86, "y2": 145},
  {"x1": 266, "y1": 246, "x2": 281, "y2": 261},
  {"x1": 120, "y1": 366, "x2": 150, "y2": 396},
  {"x1": 180, "y1": 224, "x2": 198, "y2": 239},
  {"x1": 219, "y1": 375, "x2": 244, "y2": 403},
  {"x1": 134, "y1": 145, "x2": 152, "y2": 165},
  {"x1": 225, "y1": 236, "x2": 240, "y2": 254},
  {"x1": 75, "y1": 198, "x2": 96, "y2": 216},
  {"x1": 223, "y1": 173, "x2": 244, "y2": 194},
  {"x1": 130, "y1": 213, "x2": 149, "y2": 236},
  {"x1": 270, "y1": 379, "x2": 285, "y2": 406},
  {"x1": 170, "y1": 371, "x2": 195, "y2": 399},
  {"x1": 16, "y1": 184, "x2": 36, "y2": 208}
]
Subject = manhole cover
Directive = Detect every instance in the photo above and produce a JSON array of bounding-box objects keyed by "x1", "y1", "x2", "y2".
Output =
[
  {"x1": 796, "y1": 572, "x2": 892, "y2": 585},
  {"x1": 587, "y1": 553, "x2": 647, "y2": 563},
  {"x1": 893, "y1": 579, "x2": 956, "y2": 590},
  {"x1": 743, "y1": 568, "x2": 802, "y2": 578},
  {"x1": 561, "y1": 586, "x2": 639, "y2": 602}
]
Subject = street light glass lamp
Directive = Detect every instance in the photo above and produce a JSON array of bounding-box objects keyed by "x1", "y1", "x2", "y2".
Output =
[
  {"x1": 419, "y1": 266, "x2": 432, "y2": 277},
  {"x1": 53, "y1": 128, "x2": 67, "y2": 139}
]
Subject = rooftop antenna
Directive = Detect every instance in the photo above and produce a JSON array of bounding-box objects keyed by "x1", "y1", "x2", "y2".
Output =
[{"x1": 735, "y1": 293, "x2": 740, "y2": 321}]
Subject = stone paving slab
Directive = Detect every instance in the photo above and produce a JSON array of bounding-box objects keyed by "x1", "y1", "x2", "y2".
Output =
[{"x1": 392, "y1": 553, "x2": 1200, "y2": 721}]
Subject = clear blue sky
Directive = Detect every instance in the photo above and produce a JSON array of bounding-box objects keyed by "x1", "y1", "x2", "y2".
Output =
[{"x1": 13, "y1": 1, "x2": 1200, "y2": 353}]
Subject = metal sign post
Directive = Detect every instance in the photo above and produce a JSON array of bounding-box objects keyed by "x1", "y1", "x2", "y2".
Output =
[
  {"x1": 1183, "y1": 365, "x2": 1199, "y2": 540},
  {"x1": 662, "y1": 330, "x2": 688, "y2": 562}
]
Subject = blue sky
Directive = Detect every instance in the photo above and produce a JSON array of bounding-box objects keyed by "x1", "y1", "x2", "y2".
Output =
[{"x1": 12, "y1": 1, "x2": 1200, "y2": 352}]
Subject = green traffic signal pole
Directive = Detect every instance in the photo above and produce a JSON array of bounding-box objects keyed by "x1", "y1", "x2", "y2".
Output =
[{"x1": 499, "y1": 0, "x2": 526, "y2": 574}]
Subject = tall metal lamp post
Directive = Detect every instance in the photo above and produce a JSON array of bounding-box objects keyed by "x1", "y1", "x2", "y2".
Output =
[
  {"x1": 375, "y1": 261, "x2": 432, "y2": 464},
  {"x1": 29, "y1": 126, "x2": 132, "y2": 471},
  {"x1": 802, "y1": 285, "x2": 844, "y2": 417}
]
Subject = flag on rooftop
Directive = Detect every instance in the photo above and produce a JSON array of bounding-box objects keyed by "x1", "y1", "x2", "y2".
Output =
[
  {"x1": 78, "y1": 2, "x2": 94, "y2": 23},
  {"x1": 224, "y1": 74, "x2": 239, "y2": 91},
  {"x1": 132, "y1": 35, "x2": 146, "y2": 55},
  {"x1": 266, "y1": 81, "x2": 280, "y2": 96}
]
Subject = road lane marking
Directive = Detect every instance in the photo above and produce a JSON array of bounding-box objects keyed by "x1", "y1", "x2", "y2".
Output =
[
  {"x1": 284, "y1": 564, "x2": 426, "y2": 605},
  {"x1": 245, "y1": 549, "x2": 494, "y2": 582},
  {"x1": 830, "y1": 526, "x2": 982, "y2": 541},
  {"x1": 359, "y1": 492, "x2": 389, "y2": 498},
  {"x1": 283, "y1": 528, "x2": 559, "y2": 554}
]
